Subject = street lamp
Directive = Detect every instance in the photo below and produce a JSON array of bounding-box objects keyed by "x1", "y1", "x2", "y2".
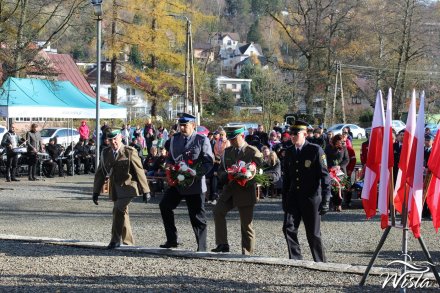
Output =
[
  {"x1": 91, "y1": 0, "x2": 102, "y2": 168},
  {"x1": 168, "y1": 14, "x2": 196, "y2": 120}
]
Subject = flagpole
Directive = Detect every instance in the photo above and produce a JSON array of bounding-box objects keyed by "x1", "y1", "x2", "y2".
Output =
[{"x1": 400, "y1": 183, "x2": 409, "y2": 293}]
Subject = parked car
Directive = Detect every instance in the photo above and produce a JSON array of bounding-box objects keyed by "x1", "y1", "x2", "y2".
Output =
[
  {"x1": 226, "y1": 122, "x2": 259, "y2": 136},
  {"x1": 196, "y1": 125, "x2": 209, "y2": 136},
  {"x1": 425, "y1": 123, "x2": 439, "y2": 137},
  {"x1": 0, "y1": 125, "x2": 6, "y2": 144},
  {"x1": 40, "y1": 128, "x2": 80, "y2": 147},
  {"x1": 327, "y1": 123, "x2": 366, "y2": 139},
  {"x1": 392, "y1": 120, "x2": 406, "y2": 134}
]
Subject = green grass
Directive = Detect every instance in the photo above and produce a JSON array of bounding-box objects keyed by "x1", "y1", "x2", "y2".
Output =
[{"x1": 351, "y1": 138, "x2": 367, "y2": 164}]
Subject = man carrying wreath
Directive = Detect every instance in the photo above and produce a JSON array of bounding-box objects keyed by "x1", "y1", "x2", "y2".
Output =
[
  {"x1": 159, "y1": 113, "x2": 214, "y2": 251},
  {"x1": 212, "y1": 125, "x2": 264, "y2": 255}
]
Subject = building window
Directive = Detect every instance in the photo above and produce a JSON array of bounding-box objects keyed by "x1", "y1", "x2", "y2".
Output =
[
  {"x1": 227, "y1": 40, "x2": 231, "y2": 45},
  {"x1": 108, "y1": 88, "x2": 112, "y2": 97},
  {"x1": 352, "y1": 95, "x2": 361, "y2": 104},
  {"x1": 131, "y1": 88, "x2": 136, "y2": 95},
  {"x1": 126, "y1": 88, "x2": 130, "y2": 96},
  {"x1": 232, "y1": 84, "x2": 237, "y2": 89}
]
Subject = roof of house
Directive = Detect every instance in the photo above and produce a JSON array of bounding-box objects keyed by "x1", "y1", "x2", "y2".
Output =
[
  {"x1": 214, "y1": 32, "x2": 240, "y2": 42},
  {"x1": 238, "y1": 43, "x2": 263, "y2": 55},
  {"x1": 47, "y1": 53, "x2": 96, "y2": 98},
  {"x1": 194, "y1": 43, "x2": 212, "y2": 50}
]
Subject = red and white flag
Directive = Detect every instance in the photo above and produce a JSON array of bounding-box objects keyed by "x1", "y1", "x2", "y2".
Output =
[
  {"x1": 426, "y1": 121, "x2": 440, "y2": 232},
  {"x1": 393, "y1": 90, "x2": 417, "y2": 213},
  {"x1": 362, "y1": 90, "x2": 384, "y2": 218},
  {"x1": 407, "y1": 91, "x2": 425, "y2": 238},
  {"x1": 378, "y1": 89, "x2": 394, "y2": 229}
]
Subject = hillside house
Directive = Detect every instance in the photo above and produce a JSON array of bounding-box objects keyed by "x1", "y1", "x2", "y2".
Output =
[{"x1": 216, "y1": 76, "x2": 252, "y2": 100}]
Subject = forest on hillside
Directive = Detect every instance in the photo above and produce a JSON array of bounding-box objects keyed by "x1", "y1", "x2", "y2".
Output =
[{"x1": 1, "y1": 0, "x2": 440, "y2": 125}]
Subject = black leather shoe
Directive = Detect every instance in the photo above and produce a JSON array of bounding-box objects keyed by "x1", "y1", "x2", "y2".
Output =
[
  {"x1": 107, "y1": 242, "x2": 121, "y2": 249},
  {"x1": 28, "y1": 177, "x2": 35, "y2": 181},
  {"x1": 6, "y1": 178, "x2": 11, "y2": 182},
  {"x1": 11, "y1": 178, "x2": 20, "y2": 182},
  {"x1": 33, "y1": 177, "x2": 40, "y2": 181},
  {"x1": 159, "y1": 242, "x2": 180, "y2": 248},
  {"x1": 211, "y1": 244, "x2": 230, "y2": 253}
]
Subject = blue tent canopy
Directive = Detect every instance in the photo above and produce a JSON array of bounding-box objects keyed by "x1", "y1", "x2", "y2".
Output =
[{"x1": 0, "y1": 77, "x2": 126, "y2": 119}]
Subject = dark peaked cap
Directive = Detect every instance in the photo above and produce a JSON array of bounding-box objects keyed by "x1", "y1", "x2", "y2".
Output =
[
  {"x1": 290, "y1": 119, "x2": 309, "y2": 131},
  {"x1": 178, "y1": 113, "x2": 196, "y2": 124},
  {"x1": 224, "y1": 125, "x2": 245, "y2": 140}
]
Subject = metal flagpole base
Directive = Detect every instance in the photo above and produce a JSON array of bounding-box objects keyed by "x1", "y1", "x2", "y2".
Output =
[
  {"x1": 360, "y1": 226, "x2": 392, "y2": 286},
  {"x1": 418, "y1": 236, "x2": 440, "y2": 287}
]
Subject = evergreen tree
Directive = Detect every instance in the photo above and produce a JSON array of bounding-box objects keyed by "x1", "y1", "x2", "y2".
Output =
[
  {"x1": 247, "y1": 19, "x2": 263, "y2": 44},
  {"x1": 240, "y1": 83, "x2": 253, "y2": 105}
]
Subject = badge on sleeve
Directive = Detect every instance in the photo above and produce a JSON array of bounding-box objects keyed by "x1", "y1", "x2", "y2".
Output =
[
  {"x1": 304, "y1": 160, "x2": 311, "y2": 168},
  {"x1": 321, "y1": 154, "x2": 327, "y2": 167}
]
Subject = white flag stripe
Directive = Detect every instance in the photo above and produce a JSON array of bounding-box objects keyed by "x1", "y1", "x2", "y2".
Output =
[
  {"x1": 409, "y1": 92, "x2": 425, "y2": 221},
  {"x1": 378, "y1": 89, "x2": 392, "y2": 216}
]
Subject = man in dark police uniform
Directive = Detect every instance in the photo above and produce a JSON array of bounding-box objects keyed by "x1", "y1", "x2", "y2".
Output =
[
  {"x1": 159, "y1": 113, "x2": 214, "y2": 251},
  {"x1": 282, "y1": 120, "x2": 331, "y2": 262}
]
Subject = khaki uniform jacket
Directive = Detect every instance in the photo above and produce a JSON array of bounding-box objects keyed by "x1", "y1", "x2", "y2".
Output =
[
  {"x1": 93, "y1": 145, "x2": 150, "y2": 201},
  {"x1": 218, "y1": 143, "x2": 264, "y2": 207}
]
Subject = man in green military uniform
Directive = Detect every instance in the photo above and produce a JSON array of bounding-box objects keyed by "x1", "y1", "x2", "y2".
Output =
[
  {"x1": 92, "y1": 129, "x2": 150, "y2": 249},
  {"x1": 212, "y1": 125, "x2": 264, "y2": 255}
]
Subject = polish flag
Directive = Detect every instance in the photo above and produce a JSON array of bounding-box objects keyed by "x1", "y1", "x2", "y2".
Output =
[
  {"x1": 426, "y1": 121, "x2": 440, "y2": 232},
  {"x1": 426, "y1": 175, "x2": 440, "y2": 232},
  {"x1": 361, "y1": 91, "x2": 384, "y2": 218},
  {"x1": 407, "y1": 92, "x2": 425, "y2": 238},
  {"x1": 393, "y1": 90, "x2": 417, "y2": 213},
  {"x1": 378, "y1": 89, "x2": 394, "y2": 229}
]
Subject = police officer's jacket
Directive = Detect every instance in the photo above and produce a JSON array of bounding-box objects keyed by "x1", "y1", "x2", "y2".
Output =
[
  {"x1": 282, "y1": 141, "x2": 331, "y2": 212},
  {"x1": 167, "y1": 131, "x2": 214, "y2": 195}
]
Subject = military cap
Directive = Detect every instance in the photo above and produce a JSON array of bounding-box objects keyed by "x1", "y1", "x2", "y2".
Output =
[
  {"x1": 289, "y1": 120, "x2": 309, "y2": 132},
  {"x1": 398, "y1": 129, "x2": 405, "y2": 135},
  {"x1": 178, "y1": 113, "x2": 196, "y2": 124},
  {"x1": 106, "y1": 129, "x2": 121, "y2": 139},
  {"x1": 224, "y1": 125, "x2": 245, "y2": 140}
]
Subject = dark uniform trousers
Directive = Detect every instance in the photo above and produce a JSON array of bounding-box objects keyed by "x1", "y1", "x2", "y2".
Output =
[
  {"x1": 213, "y1": 199, "x2": 255, "y2": 255},
  {"x1": 282, "y1": 141, "x2": 330, "y2": 263},
  {"x1": 283, "y1": 194, "x2": 326, "y2": 262},
  {"x1": 111, "y1": 197, "x2": 134, "y2": 245},
  {"x1": 159, "y1": 186, "x2": 207, "y2": 251}
]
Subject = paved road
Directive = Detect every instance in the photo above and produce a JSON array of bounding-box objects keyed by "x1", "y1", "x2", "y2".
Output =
[{"x1": 0, "y1": 175, "x2": 439, "y2": 292}]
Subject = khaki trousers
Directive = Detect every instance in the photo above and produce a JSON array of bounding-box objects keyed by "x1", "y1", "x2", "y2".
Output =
[
  {"x1": 213, "y1": 198, "x2": 255, "y2": 255},
  {"x1": 111, "y1": 197, "x2": 134, "y2": 245}
]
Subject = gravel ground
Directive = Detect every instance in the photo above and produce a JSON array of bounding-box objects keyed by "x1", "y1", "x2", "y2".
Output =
[{"x1": 1, "y1": 175, "x2": 440, "y2": 292}]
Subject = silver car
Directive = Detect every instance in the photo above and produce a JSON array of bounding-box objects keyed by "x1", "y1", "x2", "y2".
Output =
[
  {"x1": 40, "y1": 128, "x2": 80, "y2": 147},
  {"x1": 327, "y1": 123, "x2": 366, "y2": 139}
]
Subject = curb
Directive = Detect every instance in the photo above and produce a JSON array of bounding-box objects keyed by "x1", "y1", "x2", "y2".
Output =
[{"x1": 0, "y1": 234, "x2": 435, "y2": 280}]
